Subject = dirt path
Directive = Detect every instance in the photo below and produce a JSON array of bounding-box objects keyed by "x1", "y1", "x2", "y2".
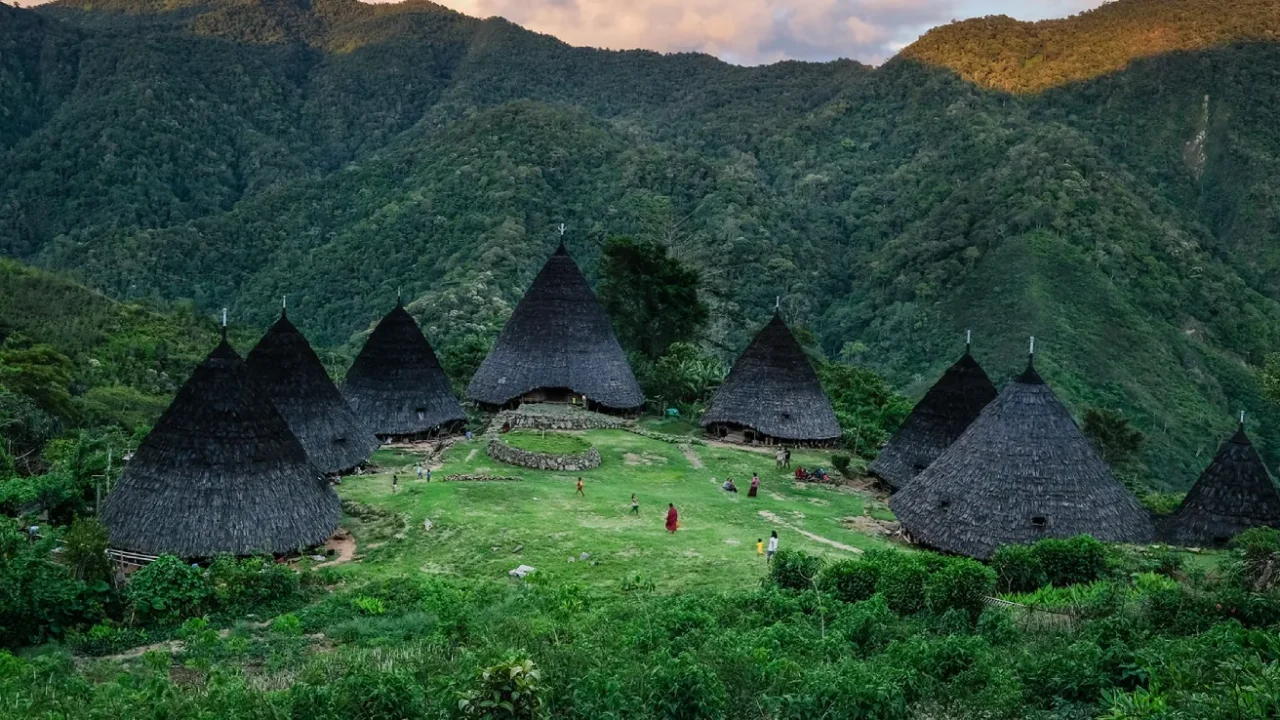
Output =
[
  {"x1": 315, "y1": 529, "x2": 356, "y2": 569},
  {"x1": 758, "y1": 510, "x2": 863, "y2": 554},
  {"x1": 465, "y1": 448, "x2": 478, "y2": 462},
  {"x1": 679, "y1": 444, "x2": 704, "y2": 469}
]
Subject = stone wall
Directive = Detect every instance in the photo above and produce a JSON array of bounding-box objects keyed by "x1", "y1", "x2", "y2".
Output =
[
  {"x1": 444, "y1": 474, "x2": 522, "y2": 482},
  {"x1": 494, "y1": 405, "x2": 630, "y2": 432},
  {"x1": 487, "y1": 438, "x2": 602, "y2": 472}
]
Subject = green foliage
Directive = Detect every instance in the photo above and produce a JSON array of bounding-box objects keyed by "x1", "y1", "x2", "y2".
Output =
[
  {"x1": 205, "y1": 555, "x2": 301, "y2": 615},
  {"x1": 64, "y1": 621, "x2": 149, "y2": 657},
  {"x1": 990, "y1": 544, "x2": 1050, "y2": 594},
  {"x1": 0, "y1": 342, "x2": 75, "y2": 421},
  {"x1": 830, "y1": 454, "x2": 851, "y2": 476},
  {"x1": 874, "y1": 553, "x2": 930, "y2": 615},
  {"x1": 1232, "y1": 526, "x2": 1280, "y2": 591},
  {"x1": 816, "y1": 363, "x2": 910, "y2": 459},
  {"x1": 635, "y1": 342, "x2": 727, "y2": 412},
  {"x1": 60, "y1": 518, "x2": 110, "y2": 584},
  {"x1": 820, "y1": 558, "x2": 880, "y2": 604},
  {"x1": 125, "y1": 555, "x2": 209, "y2": 625},
  {"x1": 1033, "y1": 536, "x2": 1110, "y2": 588},
  {"x1": 501, "y1": 431, "x2": 592, "y2": 456},
  {"x1": 648, "y1": 652, "x2": 728, "y2": 720},
  {"x1": 597, "y1": 237, "x2": 707, "y2": 360},
  {"x1": 1083, "y1": 408, "x2": 1145, "y2": 469},
  {"x1": 925, "y1": 557, "x2": 996, "y2": 619},
  {"x1": 0, "y1": 519, "x2": 112, "y2": 647},
  {"x1": 439, "y1": 334, "x2": 493, "y2": 395},
  {"x1": 457, "y1": 654, "x2": 544, "y2": 720},
  {"x1": 352, "y1": 596, "x2": 387, "y2": 616},
  {"x1": 767, "y1": 549, "x2": 825, "y2": 591}
]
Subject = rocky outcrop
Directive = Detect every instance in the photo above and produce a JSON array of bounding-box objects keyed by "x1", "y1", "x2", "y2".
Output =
[{"x1": 487, "y1": 438, "x2": 601, "y2": 472}]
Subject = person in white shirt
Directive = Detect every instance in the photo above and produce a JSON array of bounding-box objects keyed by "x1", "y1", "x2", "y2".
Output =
[{"x1": 767, "y1": 531, "x2": 778, "y2": 562}]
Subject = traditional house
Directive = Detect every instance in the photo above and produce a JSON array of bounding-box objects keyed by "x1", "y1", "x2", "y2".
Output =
[
  {"x1": 102, "y1": 327, "x2": 339, "y2": 557},
  {"x1": 701, "y1": 309, "x2": 841, "y2": 446},
  {"x1": 889, "y1": 346, "x2": 1152, "y2": 559},
  {"x1": 245, "y1": 306, "x2": 380, "y2": 474},
  {"x1": 1163, "y1": 418, "x2": 1280, "y2": 547},
  {"x1": 466, "y1": 240, "x2": 643, "y2": 413},
  {"x1": 870, "y1": 338, "x2": 997, "y2": 491},
  {"x1": 343, "y1": 300, "x2": 465, "y2": 440}
]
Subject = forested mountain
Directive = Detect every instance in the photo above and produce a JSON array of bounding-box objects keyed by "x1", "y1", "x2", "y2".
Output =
[{"x1": 3, "y1": 0, "x2": 1280, "y2": 488}]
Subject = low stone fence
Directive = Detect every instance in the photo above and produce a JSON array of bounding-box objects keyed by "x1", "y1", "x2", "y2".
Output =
[
  {"x1": 624, "y1": 427, "x2": 707, "y2": 445},
  {"x1": 494, "y1": 406, "x2": 631, "y2": 432},
  {"x1": 487, "y1": 438, "x2": 602, "y2": 472},
  {"x1": 444, "y1": 473, "x2": 522, "y2": 482}
]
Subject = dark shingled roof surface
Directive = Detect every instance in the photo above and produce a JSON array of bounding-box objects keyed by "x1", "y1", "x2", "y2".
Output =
[
  {"x1": 343, "y1": 303, "x2": 465, "y2": 438},
  {"x1": 466, "y1": 244, "x2": 644, "y2": 410},
  {"x1": 246, "y1": 311, "x2": 380, "y2": 474},
  {"x1": 870, "y1": 349, "x2": 997, "y2": 491},
  {"x1": 700, "y1": 312, "x2": 841, "y2": 442},
  {"x1": 1164, "y1": 426, "x2": 1280, "y2": 546},
  {"x1": 102, "y1": 340, "x2": 339, "y2": 557},
  {"x1": 889, "y1": 362, "x2": 1153, "y2": 559}
]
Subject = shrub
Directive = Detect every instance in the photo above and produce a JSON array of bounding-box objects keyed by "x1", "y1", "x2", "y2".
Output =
[
  {"x1": 776, "y1": 662, "x2": 908, "y2": 720},
  {"x1": 61, "y1": 518, "x2": 112, "y2": 584},
  {"x1": 457, "y1": 654, "x2": 544, "y2": 719},
  {"x1": 65, "y1": 621, "x2": 149, "y2": 656},
  {"x1": 821, "y1": 559, "x2": 880, "y2": 604},
  {"x1": 1032, "y1": 536, "x2": 1109, "y2": 587},
  {"x1": 649, "y1": 652, "x2": 728, "y2": 720},
  {"x1": 206, "y1": 555, "x2": 301, "y2": 614},
  {"x1": 352, "y1": 596, "x2": 387, "y2": 616},
  {"x1": 925, "y1": 557, "x2": 996, "y2": 620},
  {"x1": 126, "y1": 555, "x2": 209, "y2": 625},
  {"x1": 831, "y1": 454, "x2": 852, "y2": 476},
  {"x1": 875, "y1": 555, "x2": 929, "y2": 615},
  {"x1": 768, "y1": 550, "x2": 825, "y2": 591},
  {"x1": 990, "y1": 544, "x2": 1048, "y2": 593},
  {"x1": 0, "y1": 521, "x2": 112, "y2": 646},
  {"x1": 1232, "y1": 526, "x2": 1280, "y2": 591}
]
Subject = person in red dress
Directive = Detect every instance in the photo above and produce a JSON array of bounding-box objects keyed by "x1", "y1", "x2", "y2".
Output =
[
  {"x1": 748, "y1": 474, "x2": 759, "y2": 497},
  {"x1": 665, "y1": 503, "x2": 679, "y2": 533}
]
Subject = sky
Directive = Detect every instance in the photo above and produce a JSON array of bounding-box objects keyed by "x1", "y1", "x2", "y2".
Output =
[
  {"x1": 428, "y1": 0, "x2": 1110, "y2": 65},
  {"x1": 18, "y1": 0, "x2": 1109, "y2": 65}
]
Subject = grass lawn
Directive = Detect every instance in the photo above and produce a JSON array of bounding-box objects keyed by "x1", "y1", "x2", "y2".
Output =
[
  {"x1": 335, "y1": 429, "x2": 892, "y2": 593},
  {"x1": 501, "y1": 430, "x2": 593, "y2": 455}
]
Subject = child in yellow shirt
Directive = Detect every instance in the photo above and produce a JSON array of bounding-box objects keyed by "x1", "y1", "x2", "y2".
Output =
[{"x1": 756, "y1": 538, "x2": 764, "y2": 557}]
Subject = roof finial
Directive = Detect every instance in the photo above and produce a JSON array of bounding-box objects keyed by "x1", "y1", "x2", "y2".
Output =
[
  {"x1": 221, "y1": 308, "x2": 228, "y2": 341},
  {"x1": 396, "y1": 286, "x2": 402, "y2": 307},
  {"x1": 775, "y1": 296, "x2": 780, "y2": 312},
  {"x1": 1028, "y1": 335, "x2": 1035, "y2": 366},
  {"x1": 1240, "y1": 409, "x2": 1246, "y2": 428},
  {"x1": 966, "y1": 329, "x2": 972, "y2": 353},
  {"x1": 281, "y1": 294, "x2": 287, "y2": 318},
  {"x1": 556, "y1": 223, "x2": 567, "y2": 253}
]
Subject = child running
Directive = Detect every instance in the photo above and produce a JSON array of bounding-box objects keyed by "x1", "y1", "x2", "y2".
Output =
[{"x1": 576, "y1": 477, "x2": 585, "y2": 496}]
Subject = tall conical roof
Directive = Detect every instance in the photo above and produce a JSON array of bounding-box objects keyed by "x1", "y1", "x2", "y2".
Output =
[
  {"x1": 246, "y1": 311, "x2": 380, "y2": 474},
  {"x1": 870, "y1": 347, "x2": 997, "y2": 491},
  {"x1": 466, "y1": 244, "x2": 644, "y2": 410},
  {"x1": 888, "y1": 359, "x2": 1153, "y2": 559},
  {"x1": 700, "y1": 312, "x2": 841, "y2": 443},
  {"x1": 102, "y1": 340, "x2": 339, "y2": 557},
  {"x1": 343, "y1": 303, "x2": 465, "y2": 438},
  {"x1": 1164, "y1": 424, "x2": 1280, "y2": 547}
]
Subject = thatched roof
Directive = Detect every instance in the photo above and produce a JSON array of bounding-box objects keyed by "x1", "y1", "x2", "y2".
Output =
[
  {"x1": 246, "y1": 311, "x2": 380, "y2": 474},
  {"x1": 1163, "y1": 424, "x2": 1280, "y2": 547},
  {"x1": 466, "y1": 243, "x2": 644, "y2": 410},
  {"x1": 700, "y1": 311, "x2": 841, "y2": 443},
  {"x1": 870, "y1": 347, "x2": 997, "y2": 491},
  {"x1": 343, "y1": 302, "x2": 465, "y2": 438},
  {"x1": 102, "y1": 339, "x2": 339, "y2": 557},
  {"x1": 888, "y1": 360, "x2": 1153, "y2": 559}
]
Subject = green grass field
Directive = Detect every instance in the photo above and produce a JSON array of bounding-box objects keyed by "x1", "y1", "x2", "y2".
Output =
[
  {"x1": 334, "y1": 430, "x2": 891, "y2": 593},
  {"x1": 500, "y1": 430, "x2": 593, "y2": 454}
]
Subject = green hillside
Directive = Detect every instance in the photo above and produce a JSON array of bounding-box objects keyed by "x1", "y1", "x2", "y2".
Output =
[{"x1": 4, "y1": 0, "x2": 1280, "y2": 488}]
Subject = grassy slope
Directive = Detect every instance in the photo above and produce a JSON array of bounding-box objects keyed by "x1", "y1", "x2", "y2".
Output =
[{"x1": 334, "y1": 431, "x2": 888, "y2": 593}]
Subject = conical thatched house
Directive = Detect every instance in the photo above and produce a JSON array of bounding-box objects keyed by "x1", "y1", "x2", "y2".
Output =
[
  {"x1": 889, "y1": 354, "x2": 1153, "y2": 559},
  {"x1": 343, "y1": 301, "x2": 465, "y2": 440},
  {"x1": 246, "y1": 309, "x2": 380, "y2": 474},
  {"x1": 466, "y1": 242, "x2": 644, "y2": 412},
  {"x1": 102, "y1": 335, "x2": 339, "y2": 557},
  {"x1": 701, "y1": 310, "x2": 841, "y2": 446},
  {"x1": 1163, "y1": 421, "x2": 1280, "y2": 547},
  {"x1": 870, "y1": 342, "x2": 997, "y2": 491}
]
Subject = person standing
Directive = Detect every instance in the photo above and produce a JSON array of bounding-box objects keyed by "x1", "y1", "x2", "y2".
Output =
[
  {"x1": 775, "y1": 448, "x2": 784, "y2": 469},
  {"x1": 784, "y1": 448, "x2": 792, "y2": 469},
  {"x1": 748, "y1": 474, "x2": 760, "y2": 498},
  {"x1": 666, "y1": 503, "x2": 679, "y2": 533},
  {"x1": 576, "y1": 477, "x2": 585, "y2": 496},
  {"x1": 416, "y1": 465, "x2": 423, "y2": 479},
  {"x1": 392, "y1": 474, "x2": 399, "y2": 494},
  {"x1": 630, "y1": 493, "x2": 640, "y2": 516},
  {"x1": 767, "y1": 531, "x2": 778, "y2": 563},
  {"x1": 426, "y1": 468, "x2": 432, "y2": 483},
  {"x1": 756, "y1": 538, "x2": 764, "y2": 557}
]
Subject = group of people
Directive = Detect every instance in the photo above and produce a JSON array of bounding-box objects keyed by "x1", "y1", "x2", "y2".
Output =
[
  {"x1": 774, "y1": 447, "x2": 792, "y2": 469},
  {"x1": 720, "y1": 473, "x2": 761, "y2": 497}
]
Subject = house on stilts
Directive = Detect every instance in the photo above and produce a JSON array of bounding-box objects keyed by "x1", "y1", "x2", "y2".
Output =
[
  {"x1": 1163, "y1": 415, "x2": 1280, "y2": 548},
  {"x1": 102, "y1": 315, "x2": 339, "y2": 558},
  {"x1": 466, "y1": 237, "x2": 644, "y2": 414},
  {"x1": 246, "y1": 303, "x2": 380, "y2": 474},
  {"x1": 343, "y1": 298, "x2": 465, "y2": 440},
  {"x1": 700, "y1": 307, "x2": 841, "y2": 447},
  {"x1": 889, "y1": 339, "x2": 1153, "y2": 559},
  {"x1": 870, "y1": 334, "x2": 997, "y2": 492}
]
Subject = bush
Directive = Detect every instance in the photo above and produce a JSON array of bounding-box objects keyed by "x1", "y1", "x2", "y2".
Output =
[
  {"x1": 0, "y1": 521, "x2": 112, "y2": 646},
  {"x1": 1232, "y1": 526, "x2": 1280, "y2": 591},
  {"x1": 831, "y1": 454, "x2": 852, "y2": 476},
  {"x1": 875, "y1": 554, "x2": 929, "y2": 615},
  {"x1": 65, "y1": 621, "x2": 149, "y2": 656},
  {"x1": 457, "y1": 654, "x2": 544, "y2": 719},
  {"x1": 990, "y1": 544, "x2": 1048, "y2": 593},
  {"x1": 649, "y1": 652, "x2": 728, "y2": 720},
  {"x1": 926, "y1": 557, "x2": 996, "y2": 619},
  {"x1": 61, "y1": 518, "x2": 112, "y2": 584},
  {"x1": 821, "y1": 559, "x2": 880, "y2": 604},
  {"x1": 768, "y1": 550, "x2": 824, "y2": 591},
  {"x1": 126, "y1": 555, "x2": 209, "y2": 625},
  {"x1": 1032, "y1": 536, "x2": 1109, "y2": 587},
  {"x1": 206, "y1": 555, "x2": 301, "y2": 614}
]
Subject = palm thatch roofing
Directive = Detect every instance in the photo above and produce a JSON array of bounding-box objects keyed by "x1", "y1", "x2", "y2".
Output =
[
  {"x1": 888, "y1": 360, "x2": 1153, "y2": 559},
  {"x1": 102, "y1": 338, "x2": 339, "y2": 557},
  {"x1": 343, "y1": 302, "x2": 465, "y2": 439},
  {"x1": 870, "y1": 347, "x2": 997, "y2": 492},
  {"x1": 466, "y1": 242, "x2": 644, "y2": 411},
  {"x1": 1163, "y1": 424, "x2": 1280, "y2": 547},
  {"x1": 700, "y1": 311, "x2": 841, "y2": 444},
  {"x1": 245, "y1": 310, "x2": 380, "y2": 474}
]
